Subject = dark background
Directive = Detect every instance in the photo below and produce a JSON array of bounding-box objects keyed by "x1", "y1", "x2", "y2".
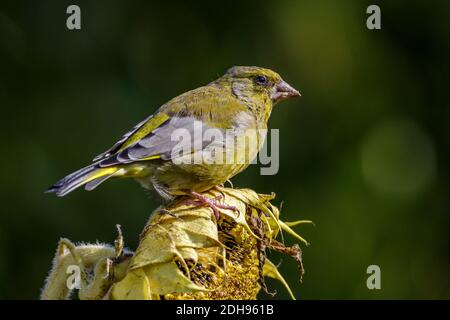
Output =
[{"x1": 0, "y1": 0, "x2": 449, "y2": 299}]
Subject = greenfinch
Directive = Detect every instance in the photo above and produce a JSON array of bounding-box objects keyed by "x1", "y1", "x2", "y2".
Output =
[{"x1": 47, "y1": 66, "x2": 300, "y2": 210}]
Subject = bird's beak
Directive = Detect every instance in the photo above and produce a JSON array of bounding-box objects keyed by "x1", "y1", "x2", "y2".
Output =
[{"x1": 271, "y1": 80, "x2": 301, "y2": 103}]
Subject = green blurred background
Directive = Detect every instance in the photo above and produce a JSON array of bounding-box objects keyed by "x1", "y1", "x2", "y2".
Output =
[{"x1": 1, "y1": 0, "x2": 449, "y2": 299}]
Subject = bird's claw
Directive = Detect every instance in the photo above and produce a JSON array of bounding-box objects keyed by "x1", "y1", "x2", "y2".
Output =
[{"x1": 183, "y1": 191, "x2": 239, "y2": 221}]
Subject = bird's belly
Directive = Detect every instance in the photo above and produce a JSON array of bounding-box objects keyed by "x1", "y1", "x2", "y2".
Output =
[
  {"x1": 154, "y1": 162, "x2": 247, "y2": 193},
  {"x1": 137, "y1": 127, "x2": 265, "y2": 198},
  {"x1": 166, "y1": 128, "x2": 262, "y2": 189}
]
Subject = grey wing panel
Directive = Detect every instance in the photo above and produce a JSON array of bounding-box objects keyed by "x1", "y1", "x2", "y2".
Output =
[
  {"x1": 92, "y1": 114, "x2": 154, "y2": 162},
  {"x1": 98, "y1": 116, "x2": 220, "y2": 167}
]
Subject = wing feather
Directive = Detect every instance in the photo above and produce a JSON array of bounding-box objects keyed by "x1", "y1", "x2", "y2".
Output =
[
  {"x1": 92, "y1": 112, "x2": 170, "y2": 162},
  {"x1": 99, "y1": 116, "x2": 213, "y2": 167},
  {"x1": 95, "y1": 85, "x2": 250, "y2": 167}
]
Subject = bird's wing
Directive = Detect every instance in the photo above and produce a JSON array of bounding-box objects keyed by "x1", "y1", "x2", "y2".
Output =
[
  {"x1": 92, "y1": 112, "x2": 170, "y2": 162},
  {"x1": 98, "y1": 115, "x2": 213, "y2": 167},
  {"x1": 95, "y1": 86, "x2": 249, "y2": 168}
]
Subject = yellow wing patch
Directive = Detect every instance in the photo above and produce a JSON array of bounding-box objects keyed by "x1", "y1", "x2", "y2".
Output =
[
  {"x1": 118, "y1": 112, "x2": 170, "y2": 153},
  {"x1": 85, "y1": 167, "x2": 119, "y2": 184}
]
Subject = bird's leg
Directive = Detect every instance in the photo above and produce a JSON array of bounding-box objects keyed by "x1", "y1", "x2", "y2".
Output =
[
  {"x1": 211, "y1": 186, "x2": 241, "y2": 218},
  {"x1": 212, "y1": 185, "x2": 227, "y2": 201},
  {"x1": 182, "y1": 190, "x2": 239, "y2": 221}
]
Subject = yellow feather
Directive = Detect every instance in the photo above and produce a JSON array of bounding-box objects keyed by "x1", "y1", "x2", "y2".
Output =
[
  {"x1": 118, "y1": 113, "x2": 170, "y2": 152},
  {"x1": 84, "y1": 167, "x2": 118, "y2": 184}
]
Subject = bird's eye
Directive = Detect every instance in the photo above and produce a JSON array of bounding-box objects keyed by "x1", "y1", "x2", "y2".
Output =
[{"x1": 254, "y1": 75, "x2": 268, "y2": 86}]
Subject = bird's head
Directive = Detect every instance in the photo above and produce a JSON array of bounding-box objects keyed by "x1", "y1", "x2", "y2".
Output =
[{"x1": 217, "y1": 66, "x2": 300, "y2": 106}]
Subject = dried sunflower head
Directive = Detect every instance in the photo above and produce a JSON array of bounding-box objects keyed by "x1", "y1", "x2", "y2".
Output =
[
  {"x1": 110, "y1": 187, "x2": 309, "y2": 300},
  {"x1": 41, "y1": 187, "x2": 311, "y2": 300}
]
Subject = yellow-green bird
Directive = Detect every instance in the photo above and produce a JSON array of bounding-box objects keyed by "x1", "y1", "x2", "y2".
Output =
[{"x1": 47, "y1": 66, "x2": 300, "y2": 215}]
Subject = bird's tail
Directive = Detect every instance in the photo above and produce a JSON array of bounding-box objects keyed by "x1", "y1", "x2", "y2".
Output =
[{"x1": 46, "y1": 163, "x2": 119, "y2": 197}]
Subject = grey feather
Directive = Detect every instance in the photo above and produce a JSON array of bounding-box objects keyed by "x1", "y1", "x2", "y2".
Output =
[
  {"x1": 84, "y1": 173, "x2": 115, "y2": 191},
  {"x1": 45, "y1": 163, "x2": 98, "y2": 196},
  {"x1": 99, "y1": 116, "x2": 217, "y2": 167},
  {"x1": 92, "y1": 114, "x2": 154, "y2": 162}
]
